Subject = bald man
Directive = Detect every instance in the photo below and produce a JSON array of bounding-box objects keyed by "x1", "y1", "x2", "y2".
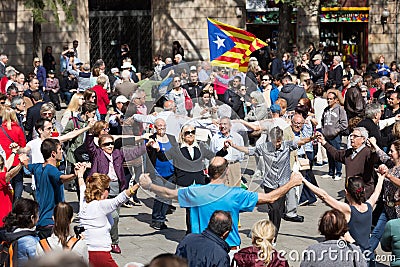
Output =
[{"x1": 140, "y1": 156, "x2": 302, "y2": 252}]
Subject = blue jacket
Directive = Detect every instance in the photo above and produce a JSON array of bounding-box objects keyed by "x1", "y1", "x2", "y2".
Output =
[
  {"x1": 36, "y1": 66, "x2": 47, "y2": 88},
  {"x1": 176, "y1": 229, "x2": 230, "y2": 267}
]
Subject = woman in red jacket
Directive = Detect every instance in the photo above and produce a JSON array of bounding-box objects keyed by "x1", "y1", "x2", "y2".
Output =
[
  {"x1": 91, "y1": 75, "x2": 109, "y2": 120},
  {"x1": 0, "y1": 107, "x2": 26, "y2": 200}
]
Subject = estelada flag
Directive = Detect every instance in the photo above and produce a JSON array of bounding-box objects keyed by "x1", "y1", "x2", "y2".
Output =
[{"x1": 207, "y1": 18, "x2": 267, "y2": 72}]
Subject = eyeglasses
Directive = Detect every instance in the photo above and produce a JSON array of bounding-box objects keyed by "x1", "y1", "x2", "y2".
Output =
[
  {"x1": 42, "y1": 112, "x2": 53, "y2": 117},
  {"x1": 240, "y1": 88, "x2": 247, "y2": 91},
  {"x1": 349, "y1": 134, "x2": 363, "y2": 139},
  {"x1": 174, "y1": 80, "x2": 181, "y2": 83},
  {"x1": 156, "y1": 127, "x2": 166, "y2": 130},
  {"x1": 0, "y1": 101, "x2": 5, "y2": 104},
  {"x1": 102, "y1": 128, "x2": 110, "y2": 132},
  {"x1": 101, "y1": 141, "x2": 115, "y2": 147},
  {"x1": 262, "y1": 79, "x2": 270, "y2": 81},
  {"x1": 292, "y1": 121, "x2": 304, "y2": 126},
  {"x1": 184, "y1": 130, "x2": 196, "y2": 136}
]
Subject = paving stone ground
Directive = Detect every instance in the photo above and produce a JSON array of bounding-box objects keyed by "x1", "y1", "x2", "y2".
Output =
[{"x1": 52, "y1": 158, "x2": 391, "y2": 266}]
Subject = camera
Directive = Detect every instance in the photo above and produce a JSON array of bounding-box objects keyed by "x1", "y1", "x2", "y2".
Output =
[{"x1": 74, "y1": 225, "x2": 85, "y2": 238}]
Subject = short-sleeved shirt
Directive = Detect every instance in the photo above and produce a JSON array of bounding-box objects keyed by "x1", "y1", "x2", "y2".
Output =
[
  {"x1": 178, "y1": 183, "x2": 258, "y2": 246},
  {"x1": 28, "y1": 163, "x2": 63, "y2": 226}
]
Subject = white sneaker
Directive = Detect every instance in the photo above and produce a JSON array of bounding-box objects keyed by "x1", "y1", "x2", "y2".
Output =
[
  {"x1": 321, "y1": 174, "x2": 333, "y2": 179},
  {"x1": 333, "y1": 175, "x2": 342, "y2": 181}
]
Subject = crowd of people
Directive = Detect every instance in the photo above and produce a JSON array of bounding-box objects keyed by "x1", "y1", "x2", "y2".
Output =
[{"x1": 0, "y1": 39, "x2": 400, "y2": 267}]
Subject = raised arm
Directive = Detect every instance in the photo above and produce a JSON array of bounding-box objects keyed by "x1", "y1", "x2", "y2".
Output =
[
  {"x1": 302, "y1": 178, "x2": 351, "y2": 217},
  {"x1": 58, "y1": 124, "x2": 92, "y2": 143},
  {"x1": 139, "y1": 173, "x2": 178, "y2": 200},
  {"x1": 257, "y1": 172, "x2": 303, "y2": 204},
  {"x1": 367, "y1": 172, "x2": 385, "y2": 208}
]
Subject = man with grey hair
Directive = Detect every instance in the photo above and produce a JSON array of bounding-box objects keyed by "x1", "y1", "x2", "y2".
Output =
[
  {"x1": 317, "y1": 126, "x2": 378, "y2": 198},
  {"x1": 0, "y1": 54, "x2": 8, "y2": 79},
  {"x1": 327, "y1": 55, "x2": 343, "y2": 90},
  {"x1": 344, "y1": 75, "x2": 365, "y2": 120},
  {"x1": 5, "y1": 68, "x2": 17, "y2": 91},
  {"x1": 11, "y1": 96, "x2": 26, "y2": 131},
  {"x1": 358, "y1": 102, "x2": 400, "y2": 149},
  {"x1": 390, "y1": 71, "x2": 400, "y2": 89},
  {"x1": 114, "y1": 69, "x2": 138, "y2": 99},
  {"x1": 232, "y1": 126, "x2": 313, "y2": 238}
]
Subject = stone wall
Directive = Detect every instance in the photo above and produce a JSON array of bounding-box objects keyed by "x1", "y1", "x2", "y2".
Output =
[
  {"x1": 152, "y1": 0, "x2": 246, "y2": 61},
  {"x1": 0, "y1": 0, "x2": 89, "y2": 75},
  {"x1": 368, "y1": 1, "x2": 399, "y2": 64}
]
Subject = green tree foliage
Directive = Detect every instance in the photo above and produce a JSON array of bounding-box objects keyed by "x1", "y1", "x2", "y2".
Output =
[{"x1": 24, "y1": 0, "x2": 75, "y2": 26}]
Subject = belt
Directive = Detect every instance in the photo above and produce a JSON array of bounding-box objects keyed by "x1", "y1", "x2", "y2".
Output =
[
  {"x1": 230, "y1": 246, "x2": 239, "y2": 251},
  {"x1": 385, "y1": 200, "x2": 400, "y2": 208},
  {"x1": 228, "y1": 160, "x2": 240, "y2": 164}
]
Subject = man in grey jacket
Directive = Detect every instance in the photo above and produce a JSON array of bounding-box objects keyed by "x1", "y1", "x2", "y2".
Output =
[{"x1": 321, "y1": 91, "x2": 348, "y2": 180}]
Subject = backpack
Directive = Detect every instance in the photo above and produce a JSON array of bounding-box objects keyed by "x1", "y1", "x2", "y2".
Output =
[
  {"x1": 38, "y1": 236, "x2": 80, "y2": 253},
  {"x1": 0, "y1": 230, "x2": 37, "y2": 267}
]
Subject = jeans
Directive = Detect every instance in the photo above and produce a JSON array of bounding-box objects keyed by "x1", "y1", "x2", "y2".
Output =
[
  {"x1": 327, "y1": 135, "x2": 343, "y2": 176},
  {"x1": 63, "y1": 91, "x2": 73, "y2": 105},
  {"x1": 151, "y1": 175, "x2": 175, "y2": 223},
  {"x1": 11, "y1": 169, "x2": 24, "y2": 200},
  {"x1": 369, "y1": 211, "x2": 388, "y2": 251},
  {"x1": 110, "y1": 207, "x2": 120, "y2": 245}
]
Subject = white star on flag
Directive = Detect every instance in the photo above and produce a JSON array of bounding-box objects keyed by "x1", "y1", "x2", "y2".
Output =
[{"x1": 213, "y1": 35, "x2": 226, "y2": 50}]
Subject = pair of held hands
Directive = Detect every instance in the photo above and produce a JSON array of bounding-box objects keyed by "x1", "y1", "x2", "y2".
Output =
[{"x1": 146, "y1": 138, "x2": 233, "y2": 152}]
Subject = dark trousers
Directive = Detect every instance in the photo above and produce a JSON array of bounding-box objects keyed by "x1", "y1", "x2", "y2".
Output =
[
  {"x1": 327, "y1": 135, "x2": 343, "y2": 176},
  {"x1": 264, "y1": 186, "x2": 285, "y2": 239},
  {"x1": 11, "y1": 168, "x2": 24, "y2": 200},
  {"x1": 151, "y1": 175, "x2": 175, "y2": 223},
  {"x1": 45, "y1": 91, "x2": 61, "y2": 110}
]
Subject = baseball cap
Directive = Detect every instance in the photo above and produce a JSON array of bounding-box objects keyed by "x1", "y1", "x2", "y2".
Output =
[
  {"x1": 312, "y1": 54, "x2": 322, "y2": 61},
  {"x1": 115, "y1": 95, "x2": 129, "y2": 103}
]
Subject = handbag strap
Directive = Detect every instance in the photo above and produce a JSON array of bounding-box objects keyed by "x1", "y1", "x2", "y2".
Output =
[{"x1": 0, "y1": 126, "x2": 15, "y2": 143}]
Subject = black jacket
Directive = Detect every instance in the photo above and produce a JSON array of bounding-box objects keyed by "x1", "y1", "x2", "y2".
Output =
[
  {"x1": 176, "y1": 229, "x2": 230, "y2": 267},
  {"x1": 307, "y1": 63, "x2": 325, "y2": 86},
  {"x1": 160, "y1": 142, "x2": 227, "y2": 187},
  {"x1": 223, "y1": 89, "x2": 246, "y2": 119},
  {"x1": 328, "y1": 65, "x2": 343, "y2": 89}
]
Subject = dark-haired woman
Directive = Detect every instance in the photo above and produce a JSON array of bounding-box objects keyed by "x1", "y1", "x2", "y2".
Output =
[
  {"x1": 303, "y1": 174, "x2": 384, "y2": 265},
  {"x1": 85, "y1": 133, "x2": 145, "y2": 255},
  {"x1": 36, "y1": 202, "x2": 88, "y2": 261},
  {"x1": 368, "y1": 138, "x2": 400, "y2": 253},
  {"x1": 78, "y1": 173, "x2": 140, "y2": 267},
  {"x1": 301, "y1": 209, "x2": 367, "y2": 267},
  {"x1": 2, "y1": 198, "x2": 39, "y2": 263}
]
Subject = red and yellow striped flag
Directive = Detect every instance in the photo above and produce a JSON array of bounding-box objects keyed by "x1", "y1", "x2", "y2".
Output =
[{"x1": 207, "y1": 18, "x2": 267, "y2": 72}]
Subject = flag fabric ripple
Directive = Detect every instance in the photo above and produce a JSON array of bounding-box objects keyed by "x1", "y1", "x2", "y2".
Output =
[{"x1": 207, "y1": 18, "x2": 267, "y2": 72}]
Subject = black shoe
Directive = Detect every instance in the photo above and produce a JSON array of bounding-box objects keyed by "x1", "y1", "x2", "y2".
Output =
[
  {"x1": 150, "y1": 222, "x2": 167, "y2": 230},
  {"x1": 283, "y1": 215, "x2": 304, "y2": 223},
  {"x1": 131, "y1": 195, "x2": 142, "y2": 205}
]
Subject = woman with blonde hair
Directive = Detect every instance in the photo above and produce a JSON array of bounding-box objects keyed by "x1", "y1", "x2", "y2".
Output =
[
  {"x1": 78, "y1": 173, "x2": 140, "y2": 267},
  {"x1": 233, "y1": 219, "x2": 288, "y2": 267},
  {"x1": 0, "y1": 107, "x2": 26, "y2": 199},
  {"x1": 245, "y1": 60, "x2": 259, "y2": 94},
  {"x1": 60, "y1": 93, "x2": 85, "y2": 129}
]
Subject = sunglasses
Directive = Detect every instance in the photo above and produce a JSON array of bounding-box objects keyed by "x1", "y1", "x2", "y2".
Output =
[
  {"x1": 262, "y1": 79, "x2": 270, "y2": 81},
  {"x1": 184, "y1": 130, "x2": 196, "y2": 136},
  {"x1": 101, "y1": 141, "x2": 115, "y2": 147},
  {"x1": 102, "y1": 128, "x2": 110, "y2": 132},
  {"x1": 43, "y1": 112, "x2": 53, "y2": 116}
]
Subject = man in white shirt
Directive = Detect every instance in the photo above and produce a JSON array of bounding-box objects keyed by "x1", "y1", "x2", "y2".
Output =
[{"x1": 210, "y1": 117, "x2": 244, "y2": 186}]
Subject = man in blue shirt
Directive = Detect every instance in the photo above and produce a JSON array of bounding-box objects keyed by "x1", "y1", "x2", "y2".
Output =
[
  {"x1": 139, "y1": 156, "x2": 302, "y2": 249},
  {"x1": 20, "y1": 138, "x2": 86, "y2": 238}
]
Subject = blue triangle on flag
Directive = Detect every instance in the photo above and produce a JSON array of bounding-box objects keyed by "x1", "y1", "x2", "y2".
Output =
[{"x1": 208, "y1": 20, "x2": 236, "y2": 61}]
